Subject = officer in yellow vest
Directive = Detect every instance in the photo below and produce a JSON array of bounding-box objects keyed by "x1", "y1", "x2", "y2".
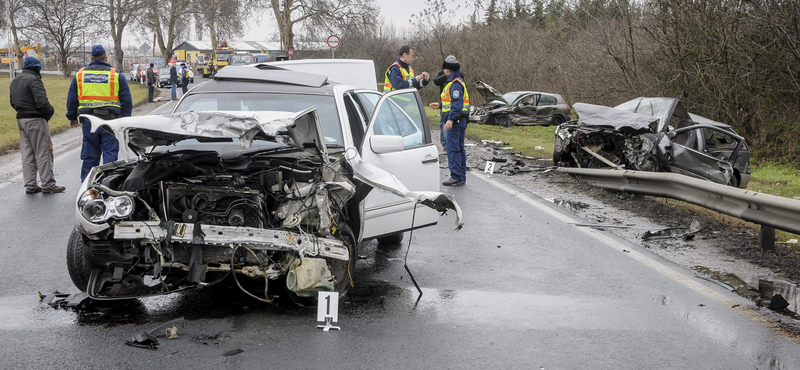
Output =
[
  {"x1": 66, "y1": 45, "x2": 133, "y2": 181},
  {"x1": 440, "y1": 55, "x2": 469, "y2": 186},
  {"x1": 383, "y1": 45, "x2": 430, "y2": 92}
]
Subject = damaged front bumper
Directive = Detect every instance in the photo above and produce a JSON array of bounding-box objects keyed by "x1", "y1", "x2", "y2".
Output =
[{"x1": 114, "y1": 221, "x2": 350, "y2": 261}]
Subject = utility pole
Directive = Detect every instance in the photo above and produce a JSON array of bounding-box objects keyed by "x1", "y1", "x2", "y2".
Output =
[{"x1": 82, "y1": 31, "x2": 86, "y2": 66}]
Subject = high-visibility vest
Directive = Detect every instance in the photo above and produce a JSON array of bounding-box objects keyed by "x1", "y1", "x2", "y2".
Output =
[
  {"x1": 76, "y1": 67, "x2": 121, "y2": 110},
  {"x1": 383, "y1": 62, "x2": 415, "y2": 93},
  {"x1": 441, "y1": 78, "x2": 470, "y2": 114}
]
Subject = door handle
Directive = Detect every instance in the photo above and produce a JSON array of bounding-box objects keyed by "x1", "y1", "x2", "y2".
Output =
[{"x1": 422, "y1": 157, "x2": 438, "y2": 164}]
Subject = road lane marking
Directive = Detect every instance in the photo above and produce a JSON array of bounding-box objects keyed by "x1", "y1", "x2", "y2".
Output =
[{"x1": 472, "y1": 172, "x2": 800, "y2": 345}]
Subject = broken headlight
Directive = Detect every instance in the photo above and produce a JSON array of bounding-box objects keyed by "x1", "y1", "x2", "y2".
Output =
[{"x1": 78, "y1": 189, "x2": 134, "y2": 223}]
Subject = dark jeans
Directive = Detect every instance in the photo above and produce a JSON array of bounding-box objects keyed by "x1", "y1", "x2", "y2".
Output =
[
  {"x1": 81, "y1": 118, "x2": 119, "y2": 181},
  {"x1": 181, "y1": 80, "x2": 189, "y2": 94},
  {"x1": 148, "y1": 84, "x2": 155, "y2": 102},
  {"x1": 445, "y1": 118, "x2": 467, "y2": 182}
]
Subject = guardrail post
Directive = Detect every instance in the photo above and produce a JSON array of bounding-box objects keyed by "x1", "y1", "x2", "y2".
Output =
[{"x1": 760, "y1": 226, "x2": 775, "y2": 252}]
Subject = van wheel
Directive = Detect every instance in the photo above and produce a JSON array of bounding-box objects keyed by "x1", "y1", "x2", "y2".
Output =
[
  {"x1": 377, "y1": 232, "x2": 404, "y2": 246},
  {"x1": 66, "y1": 228, "x2": 95, "y2": 292}
]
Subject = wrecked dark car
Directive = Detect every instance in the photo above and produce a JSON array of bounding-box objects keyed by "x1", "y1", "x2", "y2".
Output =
[
  {"x1": 67, "y1": 64, "x2": 463, "y2": 303},
  {"x1": 553, "y1": 98, "x2": 751, "y2": 188},
  {"x1": 469, "y1": 81, "x2": 571, "y2": 127}
]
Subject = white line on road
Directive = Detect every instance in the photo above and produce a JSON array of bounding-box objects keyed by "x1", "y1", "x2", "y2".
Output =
[{"x1": 472, "y1": 171, "x2": 800, "y2": 344}]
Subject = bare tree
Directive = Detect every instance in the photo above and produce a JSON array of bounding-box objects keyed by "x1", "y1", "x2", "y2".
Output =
[
  {"x1": 22, "y1": 0, "x2": 89, "y2": 76},
  {"x1": 8, "y1": 0, "x2": 27, "y2": 66},
  {"x1": 195, "y1": 0, "x2": 254, "y2": 48},
  {"x1": 88, "y1": 0, "x2": 142, "y2": 71},
  {"x1": 140, "y1": 0, "x2": 193, "y2": 66},
  {"x1": 267, "y1": 0, "x2": 378, "y2": 52}
]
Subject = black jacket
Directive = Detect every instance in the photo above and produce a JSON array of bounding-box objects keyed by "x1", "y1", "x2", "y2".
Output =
[
  {"x1": 170, "y1": 67, "x2": 178, "y2": 84},
  {"x1": 10, "y1": 69, "x2": 55, "y2": 120},
  {"x1": 146, "y1": 68, "x2": 156, "y2": 85}
]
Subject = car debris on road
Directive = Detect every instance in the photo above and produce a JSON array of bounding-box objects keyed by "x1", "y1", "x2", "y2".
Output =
[{"x1": 642, "y1": 218, "x2": 701, "y2": 241}]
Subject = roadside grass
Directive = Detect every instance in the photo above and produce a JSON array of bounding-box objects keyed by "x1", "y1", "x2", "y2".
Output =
[
  {"x1": 0, "y1": 75, "x2": 149, "y2": 153},
  {"x1": 434, "y1": 106, "x2": 800, "y2": 242},
  {"x1": 425, "y1": 106, "x2": 556, "y2": 157}
]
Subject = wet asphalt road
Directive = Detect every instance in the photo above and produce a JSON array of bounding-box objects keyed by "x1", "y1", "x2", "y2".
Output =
[{"x1": 1, "y1": 91, "x2": 800, "y2": 368}]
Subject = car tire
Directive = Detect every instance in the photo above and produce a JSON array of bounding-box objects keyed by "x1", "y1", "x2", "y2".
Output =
[
  {"x1": 286, "y1": 225, "x2": 357, "y2": 306},
  {"x1": 377, "y1": 232, "x2": 404, "y2": 246},
  {"x1": 66, "y1": 228, "x2": 95, "y2": 292},
  {"x1": 551, "y1": 115, "x2": 565, "y2": 126},
  {"x1": 497, "y1": 115, "x2": 513, "y2": 128},
  {"x1": 728, "y1": 174, "x2": 739, "y2": 188}
]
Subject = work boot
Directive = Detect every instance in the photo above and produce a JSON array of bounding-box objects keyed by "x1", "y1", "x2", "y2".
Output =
[
  {"x1": 42, "y1": 185, "x2": 66, "y2": 194},
  {"x1": 25, "y1": 186, "x2": 42, "y2": 194},
  {"x1": 442, "y1": 178, "x2": 465, "y2": 187}
]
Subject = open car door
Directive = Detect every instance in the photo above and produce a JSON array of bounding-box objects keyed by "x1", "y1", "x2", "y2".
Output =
[{"x1": 356, "y1": 89, "x2": 443, "y2": 240}]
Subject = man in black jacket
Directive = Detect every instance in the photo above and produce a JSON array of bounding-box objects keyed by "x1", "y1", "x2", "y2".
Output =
[
  {"x1": 9, "y1": 57, "x2": 65, "y2": 194},
  {"x1": 146, "y1": 63, "x2": 156, "y2": 102},
  {"x1": 170, "y1": 64, "x2": 178, "y2": 100}
]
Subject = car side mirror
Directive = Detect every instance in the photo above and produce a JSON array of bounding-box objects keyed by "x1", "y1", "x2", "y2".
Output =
[{"x1": 370, "y1": 135, "x2": 404, "y2": 154}]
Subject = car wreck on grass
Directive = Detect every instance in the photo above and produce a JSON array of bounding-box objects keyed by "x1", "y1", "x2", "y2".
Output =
[
  {"x1": 469, "y1": 81, "x2": 571, "y2": 127},
  {"x1": 553, "y1": 98, "x2": 751, "y2": 188},
  {"x1": 68, "y1": 110, "x2": 462, "y2": 304}
]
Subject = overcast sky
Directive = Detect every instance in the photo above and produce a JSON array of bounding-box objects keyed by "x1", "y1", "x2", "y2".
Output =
[{"x1": 122, "y1": 0, "x2": 476, "y2": 46}]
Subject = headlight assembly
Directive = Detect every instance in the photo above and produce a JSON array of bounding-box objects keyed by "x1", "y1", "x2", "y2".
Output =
[{"x1": 78, "y1": 189, "x2": 135, "y2": 223}]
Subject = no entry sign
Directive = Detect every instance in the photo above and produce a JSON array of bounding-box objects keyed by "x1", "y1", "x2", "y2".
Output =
[{"x1": 327, "y1": 35, "x2": 341, "y2": 49}]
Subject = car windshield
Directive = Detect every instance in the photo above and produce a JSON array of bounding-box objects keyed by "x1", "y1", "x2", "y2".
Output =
[
  {"x1": 502, "y1": 92, "x2": 523, "y2": 104},
  {"x1": 230, "y1": 55, "x2": 253, "y2": 64},
  {"x1": 173, "y1": 92, "x2": 343, "y2": 147}
]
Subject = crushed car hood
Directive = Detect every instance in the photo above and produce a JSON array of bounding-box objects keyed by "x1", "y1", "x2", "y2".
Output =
[
  {"x1": 573, "y1": 103, "x2": 659, "y2": 134},
  {"x1": 475, "y1": 81, "x2": 507, "y2": 104},
  {"x1": 81, "y1": 108, "x2": 327, "y2": 157}
]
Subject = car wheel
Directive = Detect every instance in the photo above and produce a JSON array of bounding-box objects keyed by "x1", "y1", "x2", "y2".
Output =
[
  {"x1": 551, "y1": 115, "x2": 565, "y2": 126},
  {"x1": 728, "y1": 174, "x2": 739, "y2": 188},
  {"x1": 377, "y1": 232, "x2": 404, "y2": 246},
  {"x1": 497, "y1": 115, "x2": 513, "y2": 128},
  {"x1": 66, "y1": 228, "x2": 96, "y2": 292}
]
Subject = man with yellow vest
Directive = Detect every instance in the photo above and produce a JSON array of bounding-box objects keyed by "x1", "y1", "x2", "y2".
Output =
[
  {"x1": 66, "y1": 45, "x2": 133, "y2": 181},
  {"x1": 383, "y1": 45, "x2": 430, "y2": 92},
  {"x1": 440, "y1": 55, "x2": 469, "y2": 187}
]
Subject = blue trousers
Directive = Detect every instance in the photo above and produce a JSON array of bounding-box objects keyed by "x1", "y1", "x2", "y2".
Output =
[
  {"x1": 171, "y1": 83, "x2": 177, "y2": 99},
  {"x1": 81, "y1": 120, "x2": 119, "y2": 181},
  {"x1": 439, "y1": 119, "x2": 448, "y2": 150},
  {"x1": 445, "y1": 118, "x2": 467, "y2": 182}
]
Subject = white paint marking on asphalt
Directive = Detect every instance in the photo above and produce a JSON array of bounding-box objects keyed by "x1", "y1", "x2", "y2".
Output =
[{"x1": 472, "y1": 171, "x2": 800, "y2": 343}]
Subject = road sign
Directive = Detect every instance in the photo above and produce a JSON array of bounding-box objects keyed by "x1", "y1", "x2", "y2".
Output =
[
  {"x1": 326, "y1": 35, "x2": 341, "y2": 49},
  {"x1": 288, "y1": 48, "x2": 294, "y2": 56},
  {"x1": 316, "y1": 291, "x2": 340, "y2": 331}
]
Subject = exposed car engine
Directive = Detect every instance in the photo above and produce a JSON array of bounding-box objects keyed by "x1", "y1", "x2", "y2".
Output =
[{"x1": 73, "y1": 148, "x2": 358, "y2": 302}]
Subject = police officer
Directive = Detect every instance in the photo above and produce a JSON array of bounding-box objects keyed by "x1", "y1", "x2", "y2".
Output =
[
  {"x1": 383, "y1": 45, "x2": 430, "y2": 92},
  {"x1": 67, "y1": 45, "x2": 133, "y2": 181},
  {"x1": 440, "y1": 55, "x2": 469, "y2": 187}
]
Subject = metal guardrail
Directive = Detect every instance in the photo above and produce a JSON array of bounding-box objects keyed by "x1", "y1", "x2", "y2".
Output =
[{"x1": 557, "y1": 167, "x2": 800, "y2": 250}]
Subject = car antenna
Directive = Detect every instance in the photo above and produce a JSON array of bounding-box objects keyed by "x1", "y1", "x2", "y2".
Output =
[{"x1": 404, "y1": 203, "x2": 423, "y2": 298}]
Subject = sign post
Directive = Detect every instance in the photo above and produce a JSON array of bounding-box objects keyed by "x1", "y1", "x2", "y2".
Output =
[{"x1": 326, "y1": 35, "x2": 340, "y2": 59}]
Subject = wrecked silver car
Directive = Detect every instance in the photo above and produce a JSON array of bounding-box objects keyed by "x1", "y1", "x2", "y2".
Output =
[
  {"x1": 553, "y1": 98, "x2": 751, "y2": 188},
  {"x1": 470, "y1": 81, "x2": 571, "y2": 127},
  {"x1": 67, "y1": 108, "x2": 462, "y2": 303}
]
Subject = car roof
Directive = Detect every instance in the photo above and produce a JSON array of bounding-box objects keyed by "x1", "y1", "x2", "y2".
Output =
[{"x1": 190, "y1": 78, "x2": 338, "y2": 95}]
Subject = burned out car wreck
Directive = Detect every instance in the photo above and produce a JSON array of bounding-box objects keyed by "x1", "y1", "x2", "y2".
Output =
[
  {"x1": 67, "y1": 109, "x2": 462, "y2": 303},
  {"x1": 553, "y1": 98, "x2": 751, "y2": 188}
]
